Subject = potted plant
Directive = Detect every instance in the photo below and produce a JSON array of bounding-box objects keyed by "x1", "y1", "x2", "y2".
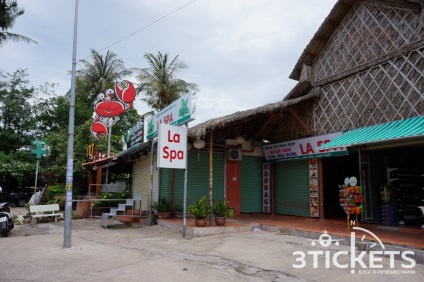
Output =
[
  {"x1": 152, "y1": 197, "x2": 171, "y2": 219},
  {"x1": 173, "y1": 203, "x2": 184, "y2": 219},
  {"x1": 212, "y1": 199, "x2": 228, "y2": 226},
  {"x1": 188, "y1": 196, "x2": 210, "y2": 227}
]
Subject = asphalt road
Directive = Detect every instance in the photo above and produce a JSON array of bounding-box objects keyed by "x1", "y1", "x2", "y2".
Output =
[{"x1": 1, "y1": 208, "x2": 423, "y2": 282}]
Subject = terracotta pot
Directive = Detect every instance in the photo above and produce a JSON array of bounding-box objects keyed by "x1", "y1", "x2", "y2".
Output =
[
  {"x1": 157, "y1": 212, "x2": 171, "y2": 219},
  {"x1": 174, "y1": 212, "x2": 184, "y2": 219},
  {"x1": 195, "y1": 218, "x2": 207, "y2": 227},
  {"x1": 215, "y1": 216, "x2": 227, "y2": 226}
]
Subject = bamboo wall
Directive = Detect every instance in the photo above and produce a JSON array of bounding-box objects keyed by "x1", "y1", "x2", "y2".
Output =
[
  {"x1": 312, "y1": 1, "x2": 424, "y2": 135},
  {"x1": 314, "y1": 0, "x2": 424, "y2": 82}
]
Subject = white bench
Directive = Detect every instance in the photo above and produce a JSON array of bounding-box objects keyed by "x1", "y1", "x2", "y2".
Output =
[{"x1": 30, "y1": 204, "x2": 63, "y2": 223}]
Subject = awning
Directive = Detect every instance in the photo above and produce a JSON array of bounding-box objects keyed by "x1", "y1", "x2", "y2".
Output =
[
  {"x1": 117, "y1": 142, "x2": 150, "y2": 158},
  {"x1": 316, "y1": 115, "x2": 424, "y2": 150}
]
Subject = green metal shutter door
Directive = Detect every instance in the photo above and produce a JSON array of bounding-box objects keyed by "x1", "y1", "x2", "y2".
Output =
[
  {"x1": 161, "y1": 151, "x2": 225, "y2": 206},
  {"x1": 275, "y1": 160, "x2": 310, "y2": 216},
  {"x1": 240, "y1": 156, "x2": 264, "y2": 213}
]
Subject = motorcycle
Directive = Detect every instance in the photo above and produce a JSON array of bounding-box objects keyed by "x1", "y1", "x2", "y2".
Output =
[{"x1": 0, "y1": 187, "x2": 14, "y2": 237}]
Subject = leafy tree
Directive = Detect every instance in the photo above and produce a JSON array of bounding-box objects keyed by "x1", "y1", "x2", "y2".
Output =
[
  {"x1": 0, "y1": 69, "x2": 36, "y2": 153},
  {"x1": 76, "y1": 49, "x2": 131, "y2": 99},
  {"x1": 0, "y1": 0, "x2": 37, "y2": 47},
  {"x1": 135, "y1": 52, "x2": 198, "y2": 111},
  {"x1": 0, "y1": 69, "x2": 38, "y2": 195}
]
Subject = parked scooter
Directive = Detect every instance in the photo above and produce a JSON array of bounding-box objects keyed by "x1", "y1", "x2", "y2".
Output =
[{"x1": 0, "y1": 187, "x2": 14, "y2": 237}]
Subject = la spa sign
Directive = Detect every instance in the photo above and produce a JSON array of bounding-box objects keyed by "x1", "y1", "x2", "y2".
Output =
[
  {"x1": 157, "y1": 124, "x2": 187, "y2": 169},
  {"x1": 263, "y1": 132, "x2": 348, "y2": 162}
]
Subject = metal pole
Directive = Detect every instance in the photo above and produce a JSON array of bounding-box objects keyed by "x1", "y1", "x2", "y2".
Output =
[
  {"x1": 182, "y1": 123, "x2": 189, "y2": 238},
  {"x1": 149, "y1": 138, "x2": 155, "y2": 225},
  {"x1": 105, "y1": 120, "x2": 113, "y2": 185},
  {"x1": 34, "y1": 158, "x2": 39, "y2": 193},
  {"x1": 64, "y1": 0, "x2": 78, "y2": 248}
]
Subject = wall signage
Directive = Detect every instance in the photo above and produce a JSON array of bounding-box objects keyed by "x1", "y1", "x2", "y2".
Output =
[
  {"x1": 125, "y1": 119, "x2": 144, "y2": 147},
  {"x1": 309, "y1": 158, "x2": 319, "y2": 218},
  {"x1": 146, "y1": 92, "x2": 196, "y2": 140},
  {"x1": 263, "y1": 132, "x2": 347, "y2": 162},
  {"x1": 262, "y1": 163, "x2": 271, "y2": 213},
  {"x1": 157, "y1": 124, "x2": 187, "y2": 169}
]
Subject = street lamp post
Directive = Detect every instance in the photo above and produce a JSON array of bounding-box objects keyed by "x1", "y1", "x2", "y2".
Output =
[{"x1": 64, "y1": 0, "x2": 79, "y2": 248}]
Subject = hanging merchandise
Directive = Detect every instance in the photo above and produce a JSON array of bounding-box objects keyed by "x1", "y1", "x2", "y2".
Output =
[{"x1": 338, "y1": 176, "x2": 363, "y2": 229}]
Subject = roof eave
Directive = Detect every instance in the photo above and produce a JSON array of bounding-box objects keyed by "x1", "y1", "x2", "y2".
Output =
[{"x1": 289, "y1": 0, "x2": 356, "y2": 81}]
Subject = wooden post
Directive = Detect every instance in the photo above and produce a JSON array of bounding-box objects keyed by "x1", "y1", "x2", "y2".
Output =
[
  {"x1": 96, "y1": 167, "x2": 102, "y2": 194},
  {"x1": 209, "y1": 131, "x2": 213, "y2": 226},
  {"x1": 347, "y1": 214, "x2": 350, "y2": 229}
]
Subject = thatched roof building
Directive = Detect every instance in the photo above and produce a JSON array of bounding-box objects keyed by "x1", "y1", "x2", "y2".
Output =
[{"x1": 188, "y1": 90, "x2": 319, "y2": 144}]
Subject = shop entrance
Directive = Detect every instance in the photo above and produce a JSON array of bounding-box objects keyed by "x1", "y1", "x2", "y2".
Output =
[
  {"x1": 322, "y1": 153, "x2": 359, "y2": 219},
  {"x1": 365, "y1": 146, "x2": 424, "y2": 228}
]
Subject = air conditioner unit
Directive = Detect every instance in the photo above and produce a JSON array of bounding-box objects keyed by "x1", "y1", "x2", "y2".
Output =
[{"x1": 227, "y1": 148, "x2": 242, "y2": 161}]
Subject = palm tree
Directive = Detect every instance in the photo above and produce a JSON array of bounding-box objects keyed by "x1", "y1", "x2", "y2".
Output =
[
  {"x1": 77, "y1": 49, "x2": 131, "y2": 98},
  {"x1": 135, "y1": 52, "x2": 198, "y2": 111},
  {"x1": 0, "y1": 0, "x2": 37, "y2": 47}
]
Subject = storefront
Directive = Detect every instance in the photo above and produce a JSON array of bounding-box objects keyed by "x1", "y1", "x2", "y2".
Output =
[
  {"x1": 240, "y1": 155, "x2": 264, "y2": 213},
  {"x1": 263, "y1": 132, "x2": 348, "y2": 218},
  {"x1": 160, "y1": 150, "x2": 225, "y2": 207},
  {"x1": 317, "y1": 115, "x2": 424, "y2": 228}
]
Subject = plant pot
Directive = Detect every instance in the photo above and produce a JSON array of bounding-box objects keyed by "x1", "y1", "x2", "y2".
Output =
[
  {"x1": 215, "y1": 216, "x2": 227, "y2": 226},
  {"x1": 174, "y1": 211, "x2": 184, "y2": 219},
  {"x1": 195, "y1": 218, "x2": 207, "y2": 227},
  {"x1": 157, "y1": 212, "x2": 171, "y2": 219}
]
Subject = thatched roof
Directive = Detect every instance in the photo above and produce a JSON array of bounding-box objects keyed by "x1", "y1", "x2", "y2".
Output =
[
  {"x1": 188, "y1": 90, "x2": 319, "y2": 141},
  {"x1": 289, "y1": 0, "x2": 355, "y2": 81},
  {"x1": 289, "y1": 0, "x2": 423, "y2": 81}
]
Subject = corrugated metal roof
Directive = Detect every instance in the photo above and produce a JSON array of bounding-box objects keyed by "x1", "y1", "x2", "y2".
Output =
[{"x1": 316, "y1": 115, "x2": 424, "y2": 149}]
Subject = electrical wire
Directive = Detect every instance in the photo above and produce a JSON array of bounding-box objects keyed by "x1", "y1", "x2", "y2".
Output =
[{"x1": 81, "y1": 0, "x2": 198, "y2": 61}]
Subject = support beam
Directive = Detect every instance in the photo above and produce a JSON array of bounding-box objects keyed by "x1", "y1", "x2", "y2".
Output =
[
  {"x1": 288, "y1": 108, "x2": 313, "y2": 135},
  {"x1": 96, "y1": 167, "x2": 103, "y2": 194}
]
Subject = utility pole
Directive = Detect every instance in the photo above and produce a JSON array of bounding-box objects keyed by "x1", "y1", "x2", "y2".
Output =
[{"x1": 64, "y1": 0, "x2": 78, "y2": 248}]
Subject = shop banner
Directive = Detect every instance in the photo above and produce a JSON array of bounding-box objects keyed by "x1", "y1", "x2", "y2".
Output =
[
  {"x1": 263, "y1": 132, "x2": 347, "y2": 162},
  {"x1": 309, "y1": 159, "x2": 319, "y2": 218},
  {"x1": 262, "y1": 163, "x2": 271, "y2": 213},
  {"x1": 146, "y1": 92, "x2": 196, "y2": 140}
]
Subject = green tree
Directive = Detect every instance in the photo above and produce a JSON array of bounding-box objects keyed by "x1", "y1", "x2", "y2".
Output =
[
  {"x1": 0, "y1": 69, "x2": 36, "y2": 153},
  {"x1": 76, "y1": 49, "x2": 131, "y2": 99},
  {"x1": 135, "y1": 52, "x2": 198, "y2": 111},
  {"x1": 0, "y1": 69, "x2": 38, "y2": 194},
  {"x1": 0, "y1": 0, "x2": 37, "y2": 47}
]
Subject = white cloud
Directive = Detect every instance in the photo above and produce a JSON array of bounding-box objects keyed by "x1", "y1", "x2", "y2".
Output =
[{"x1": 0, "y1": 0, "x2": 338, "y2": 126}]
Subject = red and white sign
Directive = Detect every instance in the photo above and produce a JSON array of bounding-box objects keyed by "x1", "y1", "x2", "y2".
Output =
[
  {"x1": 262, "y1": 163, "x2": 271, "y2": 213},
  {"x1": 263, "y1": 132, "x2": 347, "y2": 162},
  {"x1": 157, "y1": 124, "x2": 187, "y2": 169}
]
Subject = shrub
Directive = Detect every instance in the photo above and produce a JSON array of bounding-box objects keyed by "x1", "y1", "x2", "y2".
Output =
[
  {"x1": 92, "y1": 189, "x2": 129, "y2": 207},
  {"x1": 151, "y1": 197, "x2": 170, "y2": 212},
  {"x1": 212, "y1": 199, "x2": 228, "y2": 217},
  {"x1": 188, "y1": 196, "x2": 210, "y2": 219}
]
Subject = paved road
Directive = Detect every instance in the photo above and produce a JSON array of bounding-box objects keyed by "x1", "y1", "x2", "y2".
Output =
[{"x1": 1, "y1": 211, "x2": 423, "y2": 281}]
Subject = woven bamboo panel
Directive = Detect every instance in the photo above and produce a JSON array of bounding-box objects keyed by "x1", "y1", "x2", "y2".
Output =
[
  {"x1": 274, "y1": 102, "x2": 315, "y2": 142},
  {"x1": 314, "y1": 2, "x2": 424, "y2": 81},
  {"x1": 314, "y1": 48, "x2": 424, "y2": 135}
]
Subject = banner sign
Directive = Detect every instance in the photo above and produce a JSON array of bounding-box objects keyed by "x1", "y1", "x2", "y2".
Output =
[
  {"x1": 309, "y1": 159, "x2": 319, "y2": 218},
  {"x1": 263, "y1": 132, "x2": 347, "y2": 162},
  {"x1": 157, "y1": 124, "x2": 187, "y2": 169},
  {"x1": 146, "y1": 92, "x2": 196, "y2": 140},
  {"x1": 125, "y1": 119, "x2": 144, "y2": 147},
  {"x1": 262, "y1": 163, "x2": 271, "y2": 213}
]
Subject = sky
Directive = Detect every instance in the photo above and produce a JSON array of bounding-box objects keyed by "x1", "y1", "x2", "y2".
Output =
[{"x1": 0, "y1": 0, "x2": 338, "y2": 126}]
